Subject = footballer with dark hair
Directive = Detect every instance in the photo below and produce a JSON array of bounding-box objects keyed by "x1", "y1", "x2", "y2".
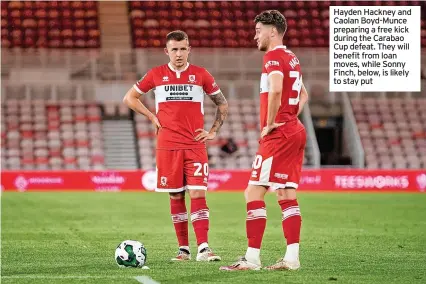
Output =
[{"x1": 221, "y1": 10, "x2": 309, "y2": 271}]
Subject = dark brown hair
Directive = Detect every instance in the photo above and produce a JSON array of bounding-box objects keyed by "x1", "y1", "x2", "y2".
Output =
[
  {"x1": 166, "y1": 30, "x2": 189, "y2": 43},
  {"x1": 254, "y1": 10, "x2": 287, "y2": 35}
]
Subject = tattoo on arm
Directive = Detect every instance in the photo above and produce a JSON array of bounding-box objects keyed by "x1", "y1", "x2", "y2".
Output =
[
  {"x1": 211, "y1": 107, "x2": 228, "y2": 133},
  {"x1": 209, "y1": 91, "x2": 227, "y2": 106},
  {"x1": 208, "y1": 92, "x2": 228, "y2": 133}
]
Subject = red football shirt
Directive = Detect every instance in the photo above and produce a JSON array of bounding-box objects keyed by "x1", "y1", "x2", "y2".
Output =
[
  {"x1": 134, "y1": 63, "x2": 220, "y2": 150},
  {"x1": 259, "y1": 45, "x2": 305, "y2": 137}
]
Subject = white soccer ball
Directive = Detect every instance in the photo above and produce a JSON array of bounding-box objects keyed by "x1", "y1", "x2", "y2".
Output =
[{"x1": 115, "y1": 240, "x2": 147, "y2": 268}]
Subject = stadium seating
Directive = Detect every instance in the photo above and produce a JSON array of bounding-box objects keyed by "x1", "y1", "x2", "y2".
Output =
[
  {"x1": 128, "y1": 0, "x2": 426, "y2": 48},
  {"x1": 351, "y1": 97, "x2": 426, "y2": 169},
  {"x1": 134, "y1": 113, "x2": 156, "y2": 170},
  {"x1": 1, "y1": 100, "x2": 105, "y2": 170},
  {"x1": 1, "y1": 1, "x2": 424, "y2": 171},
  {"x1": 2, "y1": 95, "x2": 423, "y2": 170},
  {"x1": 1, "y1": 1, "x2": 100, "y2": 48},
  {"x1": 2, "y1": 1, "x2": 425, "y2": 49}
]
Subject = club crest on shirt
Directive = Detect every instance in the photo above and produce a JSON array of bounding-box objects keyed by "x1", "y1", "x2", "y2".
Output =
[{"x1": 188, "y1": 75, "x2": 196, "y2": 83}]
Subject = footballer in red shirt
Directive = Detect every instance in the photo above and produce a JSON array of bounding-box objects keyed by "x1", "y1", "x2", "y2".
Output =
[
  {"x1": 124, "y1": 31, "x2": 228, "y2": 262},
  {"x1": 221, "y1": 10, "x2": 309, "y2": 271}
]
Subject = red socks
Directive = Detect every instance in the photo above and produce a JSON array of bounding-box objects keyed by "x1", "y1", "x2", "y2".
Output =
[
  {"x1": 170, "y1": 198, "x2": 189, "y2": 247},
  {"x1": 190, "y1": 197, "x2": 209, "y2": 245},
  {"x1": 170, "y1": 197, "x2": 210, "y2": 249},
  {"x1": 279, "y1": 199, "x2": 302, "y2": 245},
  {"x1": 246, "y1": 200, "x2": 267, "y2": 249}
]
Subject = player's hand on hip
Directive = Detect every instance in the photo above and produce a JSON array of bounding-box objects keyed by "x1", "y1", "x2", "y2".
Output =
[
  {"x1": 150, "y1": 116, "x2": 162, "y2": 135},
  {"x1": 194, "y1": 129, "x2": 216, "y2": 142},
  {"x1": 261, "y1": 122, "x2": 285, "y2": 139}
]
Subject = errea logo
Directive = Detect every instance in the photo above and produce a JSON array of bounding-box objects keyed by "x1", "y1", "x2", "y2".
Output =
[{"x1": 265, "y1": 60, "x2": 279, "y2": 69}]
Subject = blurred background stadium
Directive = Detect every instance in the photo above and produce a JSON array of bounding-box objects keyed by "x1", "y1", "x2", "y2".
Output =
[{"x1": 1, "y1": 0, "x2": 425, "y2": 174}]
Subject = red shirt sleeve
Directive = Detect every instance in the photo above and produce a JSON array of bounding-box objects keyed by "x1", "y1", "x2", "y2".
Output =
[
  {"x1": 263, "y1": 52, "x2": 284, "y2": 77},
  {"x1": 202, "y1": 69, "x2": 220, "y2": 96},
  {"x1": 133, "y1": 70, "x2": 155, "y2": 94}
]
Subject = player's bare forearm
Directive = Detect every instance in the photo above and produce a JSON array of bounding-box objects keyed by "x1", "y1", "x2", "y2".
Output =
[
  {"x1": 267, "y1": 91, "x2": 281, "y2": 126},
  {"x1": 195, "y1": 92, "x2": 228, "y2": 142},
  {"x1": 123, "y1": 87, "x2": 155, "y2": 120},
  {"x1": 210, "y1": 104, "x2": 228, "y2": 133},
  {"x1": 296, "y1": 84, "x2": 309, "y2": 116},
  {"x1": 208, "y1": 92, "x2": 228, "y2": 134}
]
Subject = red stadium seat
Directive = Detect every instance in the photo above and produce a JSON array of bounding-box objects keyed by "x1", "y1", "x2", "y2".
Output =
[
  {"x1": 352, "y1": 97, "x2": 426, "y2": 168},
  {"x1": 2, "y1": 1, "x2": 100, "y2": 49},
  {"x1": 2, "y1": 99, "x2": 105, "y2": 170},
  {"x1": 126, "y1": 0, "x2": 426, "y2": 48}
]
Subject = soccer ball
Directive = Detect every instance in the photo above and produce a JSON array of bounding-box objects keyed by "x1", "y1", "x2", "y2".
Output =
[{"x1": 115, "y1": 240, "x2": 147, "y2": 268}]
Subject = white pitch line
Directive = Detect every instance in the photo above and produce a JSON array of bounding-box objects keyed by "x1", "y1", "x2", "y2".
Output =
[{"x1": 135, "y1": 276, "x2": 161, "y2": 284}]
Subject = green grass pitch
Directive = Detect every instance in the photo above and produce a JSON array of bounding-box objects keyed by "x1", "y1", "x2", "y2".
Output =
[{"x1": 2, "y1": 192, "x2": 426, "y2": 283}]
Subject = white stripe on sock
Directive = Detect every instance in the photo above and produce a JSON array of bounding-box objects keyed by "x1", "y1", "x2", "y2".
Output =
[
  {"x1": 190, "y1": 209, "x2": 209, "y2": 222},
  {"x1": 246, "y1": 216, "x2": 267, "y2": 221},
  {"x1": 282, "y1": 207, "x2": 300, "y2": 220},
  {"x1": 172, "y1": 213, "x2": 188, "y2": 223},
  {"x1": 247, "y1": 208, "x2": 267, "y2": 219},
  {"x1": 282, "y1": 213, "x2": 300, "y2": 221},
  {"x1": 191, "y1": 217, "x2": 209, "y2": 223}
]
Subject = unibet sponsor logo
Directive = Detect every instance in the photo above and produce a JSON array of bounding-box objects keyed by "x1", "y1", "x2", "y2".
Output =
[{"x1": 164, "y1": 85, "x2": 195, "y2": 100}]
